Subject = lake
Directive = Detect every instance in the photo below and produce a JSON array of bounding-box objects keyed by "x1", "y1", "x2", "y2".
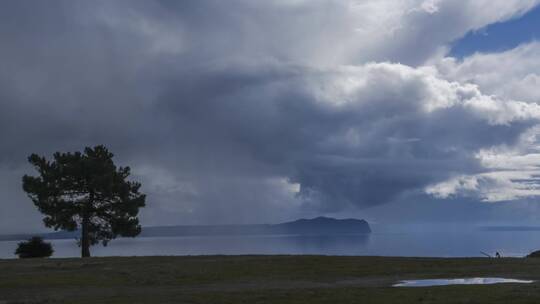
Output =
[
  {"x1": 393, "y1": 278, "x2": 534, "y2": 287},
  {"x1": 2, "y1": 226, "x2": 540, "y2": 259}
]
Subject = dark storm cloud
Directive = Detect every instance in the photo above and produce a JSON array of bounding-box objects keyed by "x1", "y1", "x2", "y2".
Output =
[{"x1": 1, "y1": 0, "x2": 540, "y2": 232}]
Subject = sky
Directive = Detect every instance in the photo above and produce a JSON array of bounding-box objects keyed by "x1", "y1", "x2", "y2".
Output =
[
  {"x1": 2, "y1": 0, "x2": 540, "y2": 234},
  {"x1": 450, "y1": 4, "x2": 540, "y2": 58}
]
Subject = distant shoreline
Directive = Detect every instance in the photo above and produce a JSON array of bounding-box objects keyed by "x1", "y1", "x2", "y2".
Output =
[
  {"x1": 480, "y1": 226, "x2": 540, "y2": 232},
  {"x1": 0, "y1": 216, "x2": 371, "y2": 242}
]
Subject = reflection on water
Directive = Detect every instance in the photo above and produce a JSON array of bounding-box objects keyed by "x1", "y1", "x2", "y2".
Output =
[{"x1": 393, "y1": 278, "x2": 534, "y2": 287}]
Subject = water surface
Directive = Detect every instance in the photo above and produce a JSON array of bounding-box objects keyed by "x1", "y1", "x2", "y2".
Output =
[
  {"x1": 2, "y1": 227, "x2": 540, "y2": 259},
  {"x1": 394, "y1": 278, "x2": 534, "y2": 287}
]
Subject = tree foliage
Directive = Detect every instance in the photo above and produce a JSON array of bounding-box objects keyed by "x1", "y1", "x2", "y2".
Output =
[
  {"x1": 22, "y1": 145, "x2": 146, "y2": 257},
  {"x1": 15, "y1": 236, "x2": 53, "y2": 258}
]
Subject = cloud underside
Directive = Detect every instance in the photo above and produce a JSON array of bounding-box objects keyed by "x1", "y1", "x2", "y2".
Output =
[{"x1": 1, "y1": 0, "x2": 540, "y2": 229}]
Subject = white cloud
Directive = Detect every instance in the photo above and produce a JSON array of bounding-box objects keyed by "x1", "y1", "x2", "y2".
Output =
[
  {"x1": 420, "y1": 0, "x2": 440, "y2": 14},
  {"x1": 423, "y1": 40, "x2": 540, "y2": 203},
  {"x1": 437, "y1": 42, "x2": 540, "y2": 103},
  {"x1": 426, "y1": 125, "x2": 540, "y2": 202},
  {"x1": 426, "y1": 171, "x2": 540, "y2": 202}
]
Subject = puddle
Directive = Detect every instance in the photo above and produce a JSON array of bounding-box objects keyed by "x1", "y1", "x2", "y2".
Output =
[{"x1": 393, "y1": 277, "x2": 534, "y2": 287}]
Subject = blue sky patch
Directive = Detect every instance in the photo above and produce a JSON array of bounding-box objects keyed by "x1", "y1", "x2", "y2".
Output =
[{"x1": 450, "y1": 4, "x2": 540, "y2": 58}]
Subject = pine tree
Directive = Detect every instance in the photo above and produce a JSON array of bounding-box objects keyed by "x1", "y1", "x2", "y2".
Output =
[{"x1": 22, "y1": 145, "x2": 146, "y2": 257}]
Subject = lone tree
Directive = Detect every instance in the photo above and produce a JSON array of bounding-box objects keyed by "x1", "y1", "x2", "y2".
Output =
[{"x1": 22, "y1": 145, "x2": 146, "y2": 258}]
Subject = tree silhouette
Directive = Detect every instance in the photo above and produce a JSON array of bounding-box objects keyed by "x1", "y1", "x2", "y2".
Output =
[
  {"x1": 15, "y1": 236, "x2": 53, "y2": 258},
  {"x1": 22, "y1": 145, "x2": 146, "y2": 258}
]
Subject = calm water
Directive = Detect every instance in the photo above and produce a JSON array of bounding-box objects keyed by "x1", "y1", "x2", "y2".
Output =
[
  {"x1": 393, "y1": 278, "x2": 534, "y2": 287},
  {"x1": 1, "y1": 228, "x2": 540, "y2": 259}
]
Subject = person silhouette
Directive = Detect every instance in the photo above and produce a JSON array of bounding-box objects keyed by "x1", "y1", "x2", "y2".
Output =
[{"x1": 495, "y1": 252, "x2": 501, "y2": 258}]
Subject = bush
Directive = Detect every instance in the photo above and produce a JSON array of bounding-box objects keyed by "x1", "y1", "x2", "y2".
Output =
[
  {"x1": 527, "y1": 250, "x2": 540, "y2": 258},
  {"x1": 15, "y1": 236, "x2": 54, "y2": 258}
]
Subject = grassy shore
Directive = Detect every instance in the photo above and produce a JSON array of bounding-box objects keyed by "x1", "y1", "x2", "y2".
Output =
[{"x1": 1, "y1": 255, "x2": 540, "y2": 303}]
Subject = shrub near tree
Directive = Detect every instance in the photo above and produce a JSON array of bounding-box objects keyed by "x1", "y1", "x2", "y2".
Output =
[
  {"x1": 22, "y1": 145, "x2": 146, "y2": 258},
  {"x1": 15, "y1": 236, "x2": 53, "y2": 258}
]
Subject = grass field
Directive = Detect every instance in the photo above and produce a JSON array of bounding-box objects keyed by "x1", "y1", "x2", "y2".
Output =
[{"x1": 1, "y1": 255, "x2": 540, "y2": 303}]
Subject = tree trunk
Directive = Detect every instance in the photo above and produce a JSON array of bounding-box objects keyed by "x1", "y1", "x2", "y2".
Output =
[
  {"x1": 81, "y1": 191, "x2": 94, "y2": 258},
  {"x1": 81, "y1": 215, "x2": 91, "y2": 258}
]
